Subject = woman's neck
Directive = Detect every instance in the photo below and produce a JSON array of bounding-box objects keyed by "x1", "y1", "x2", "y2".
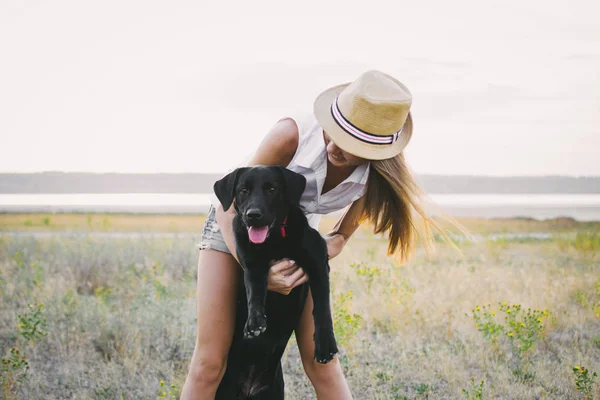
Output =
[{"x1": 322, "y1": 160, "x2": 358, "y2": 195}]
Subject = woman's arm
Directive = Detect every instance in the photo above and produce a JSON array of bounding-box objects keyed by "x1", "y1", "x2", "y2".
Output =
[
  {"x1": 215, "y1": 117, "x2": 299, "y2": 261},
  {"x1": 324, "y1": 196, "x2": 365, "y2": 259},
  {"x1": 214, "y1": 118, "x2": 309, "y2": 293}
]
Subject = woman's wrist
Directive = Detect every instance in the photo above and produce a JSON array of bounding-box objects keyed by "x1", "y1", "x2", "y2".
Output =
[
  {"x1": 325, "y1": 233, "x2": 348, "y2": 259},
  {"x1": 329, "y1": 232, "x2": 348, "y2": 244}
]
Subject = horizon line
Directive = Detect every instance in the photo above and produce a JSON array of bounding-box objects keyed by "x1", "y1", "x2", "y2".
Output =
[{"x1": 1, "y1": 170, "x2": 599, "y2": 179}]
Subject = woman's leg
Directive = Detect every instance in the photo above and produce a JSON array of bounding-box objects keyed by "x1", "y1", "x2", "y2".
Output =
[
  {"x1": 295, "y1": 288, "x2": 353, "y2": 400},
  {"x1": 181, "y1": 249, "x2": 240, "y2": 400}
]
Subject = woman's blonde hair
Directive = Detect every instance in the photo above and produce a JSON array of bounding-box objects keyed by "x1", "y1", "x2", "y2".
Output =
[{"x1": 354, "y1": 152, "x2": 470, "y2": 263}]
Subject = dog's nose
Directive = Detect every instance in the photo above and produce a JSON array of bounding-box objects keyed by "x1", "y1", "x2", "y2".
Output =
[{"x1": 246, "y1": 209, "x2": 263, "y2": 221}]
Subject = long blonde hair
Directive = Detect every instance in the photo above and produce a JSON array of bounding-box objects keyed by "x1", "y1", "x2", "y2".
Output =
[{"x1": 355, "y1": 152, "x2": 470, "y2": 263}]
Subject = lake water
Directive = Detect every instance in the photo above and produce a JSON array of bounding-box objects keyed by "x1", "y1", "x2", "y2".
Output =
[{"x1": 1, "y1": 193, "x2": 600, "y2": 221}]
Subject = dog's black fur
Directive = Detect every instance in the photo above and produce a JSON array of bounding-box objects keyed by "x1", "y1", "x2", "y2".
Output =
[{"x1": 212, "y1": 166, "x2": 338, "y2": 399}]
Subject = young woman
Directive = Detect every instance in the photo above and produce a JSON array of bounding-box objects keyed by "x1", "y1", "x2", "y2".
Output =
[{"x1": 181, "y1": 70, "x2": 462, "y2": 399}]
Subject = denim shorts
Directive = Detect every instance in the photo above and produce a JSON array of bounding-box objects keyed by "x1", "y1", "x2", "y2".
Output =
[{"x1": 197, "y1": 205, "x2": 232, "y2": 254}]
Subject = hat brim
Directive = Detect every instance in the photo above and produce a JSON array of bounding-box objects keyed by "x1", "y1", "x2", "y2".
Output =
[{"x1": 313, "y1": 83, "x2": 413, "y2": 161}]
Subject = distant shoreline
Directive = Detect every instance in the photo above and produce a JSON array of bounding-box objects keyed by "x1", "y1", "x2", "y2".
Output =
[
  {"x1": 2, "y1": 203, "x2": 600, "y2": 222},
  {"x1": 1, "y1": 172, "x2": 600, "y2": 194}
]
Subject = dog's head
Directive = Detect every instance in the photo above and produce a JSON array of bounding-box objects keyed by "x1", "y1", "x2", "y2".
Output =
[{"x1": 213, "y1": 166, "x2": 306, "y2": 244}]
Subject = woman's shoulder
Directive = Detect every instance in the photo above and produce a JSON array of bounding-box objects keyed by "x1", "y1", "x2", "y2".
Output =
[
  {"x1": 280, "y1": 111, "x2": 318, "y2": 137},
  {"x1": 251, "y1": 111, "x2": 320, "y2": 169},
  {"x1": 264, "y1": 118, "x2": 299, "y2": 161}
]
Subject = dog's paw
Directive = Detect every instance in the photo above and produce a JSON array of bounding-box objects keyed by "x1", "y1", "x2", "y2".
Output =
[
  {"x1": 243, "y1": 313, "x2": 267, "y2": 339},
  {"x1": 314, "y1": 328, "x2": 338, "y2": 364}
]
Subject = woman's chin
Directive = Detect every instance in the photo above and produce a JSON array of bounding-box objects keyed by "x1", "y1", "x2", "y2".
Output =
[{"x1": 327, "y1": 153, "x2": 346, "y2": 166}]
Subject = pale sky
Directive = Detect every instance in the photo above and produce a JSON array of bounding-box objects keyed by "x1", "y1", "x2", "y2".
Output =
[{"x1": 1, "y1": 0, "x2": 599, "y2": 176}]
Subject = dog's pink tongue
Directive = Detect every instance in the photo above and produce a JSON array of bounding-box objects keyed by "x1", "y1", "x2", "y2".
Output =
[{"x1": 248, "y1": 226, "x2": 269, "y2": 244}]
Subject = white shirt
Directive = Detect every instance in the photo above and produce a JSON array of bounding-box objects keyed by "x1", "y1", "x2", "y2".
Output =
[
  {"x1": 286, "y1": 112, "x2": 370, "y2": 229},
  {"x1": 211, "y1": 112, "x2": 370, "y2": 229}
]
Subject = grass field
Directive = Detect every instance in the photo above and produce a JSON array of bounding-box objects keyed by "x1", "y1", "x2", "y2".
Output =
[{"x1": 1, "y1": 213, "x2": 599, "y2": 399}]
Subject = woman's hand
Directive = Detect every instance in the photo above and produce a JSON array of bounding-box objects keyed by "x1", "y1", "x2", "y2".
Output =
[
  {"x1": 267, "y1": 259, "x2": 309, "y2": 295},
  {"x1": 266, "y1": 233, "x2": 347, "y2": 295},
  {"x1": 324, "y1": 233, "x2": 347, "y2": 260}
]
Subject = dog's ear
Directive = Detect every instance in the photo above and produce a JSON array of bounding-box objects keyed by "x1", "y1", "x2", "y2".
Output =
[
  {"x1": 276, "y1": 166, "x2": 306, "y2": 206},
  {"x1": 213, "y1": 167, "x2": 249, "y2": 211}
]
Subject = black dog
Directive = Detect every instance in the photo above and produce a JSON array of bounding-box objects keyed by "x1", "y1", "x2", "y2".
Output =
[{"x1": 213, "y1": 166, "x2": 338, "y2": 399}]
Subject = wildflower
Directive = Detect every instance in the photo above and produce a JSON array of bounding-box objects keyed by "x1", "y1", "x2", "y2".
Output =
[
  {"x1": 537, "y1": 318, "x2": 542, "y2": 323},
  {"x1": 507, "y1": 309, "x2": 511, "y2": 313},
  {"x1": 543, "y1": 311, "x2": 548, "y2": 316},
  {"x1": 503, "y1": 302, "x2": 508, "y2": 306},
  {"x1": 574, "y1": 366, "x2": 581, "y2": 370},
  {"x1": 359, "y1": 269, "x2": 366, "y2": 274},
  {"x1": 520, "y1": 323, "x2": 525, "y2": 327},
  {"x1": 508, "y1": 332, "x2": 514, "y2": 337},
  {"x1": 492, "y1": 312, "x2": 496, "y2": 316},
  {"x1": 476, "y1": 306, "x2": 481, "y2": 311}
]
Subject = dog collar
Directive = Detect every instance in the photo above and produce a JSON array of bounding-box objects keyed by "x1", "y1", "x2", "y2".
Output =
[{"x1": 280, "y1": 217, "x2": 288, "y2": 238}]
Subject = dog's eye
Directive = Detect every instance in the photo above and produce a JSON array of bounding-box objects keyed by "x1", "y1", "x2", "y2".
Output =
[
  {"x1": 268, "y1": 187, "x2": 276, "y2": 194},
  {"x1": 240, "y1": 188, "x2": 249, "y2": 195}
]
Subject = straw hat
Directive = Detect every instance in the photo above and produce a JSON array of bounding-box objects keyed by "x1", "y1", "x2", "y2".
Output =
[{"x1": 313, "y1": 70, "x2": 413, "y2": 160}]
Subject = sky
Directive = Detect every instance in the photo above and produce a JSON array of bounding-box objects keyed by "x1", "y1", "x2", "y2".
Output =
[{"x1": 0, "y1": 0, "x2": 599, "y2": 176}]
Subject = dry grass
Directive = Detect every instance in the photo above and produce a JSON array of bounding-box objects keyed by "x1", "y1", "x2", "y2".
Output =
[
  {"x1": 3, "y1": 212, "x2": 599, "y2": 234},
  {"x1": 0, "y1": 213, "x2": 208, "y2": 232},
  {"x1": 0, "y1": 213, "x2": 599, "y2": 399}
]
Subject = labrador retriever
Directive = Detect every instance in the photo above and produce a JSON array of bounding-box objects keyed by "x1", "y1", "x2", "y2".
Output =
[{"x1": 212, "y1": 165, "x2": 338, "y2": 399}]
